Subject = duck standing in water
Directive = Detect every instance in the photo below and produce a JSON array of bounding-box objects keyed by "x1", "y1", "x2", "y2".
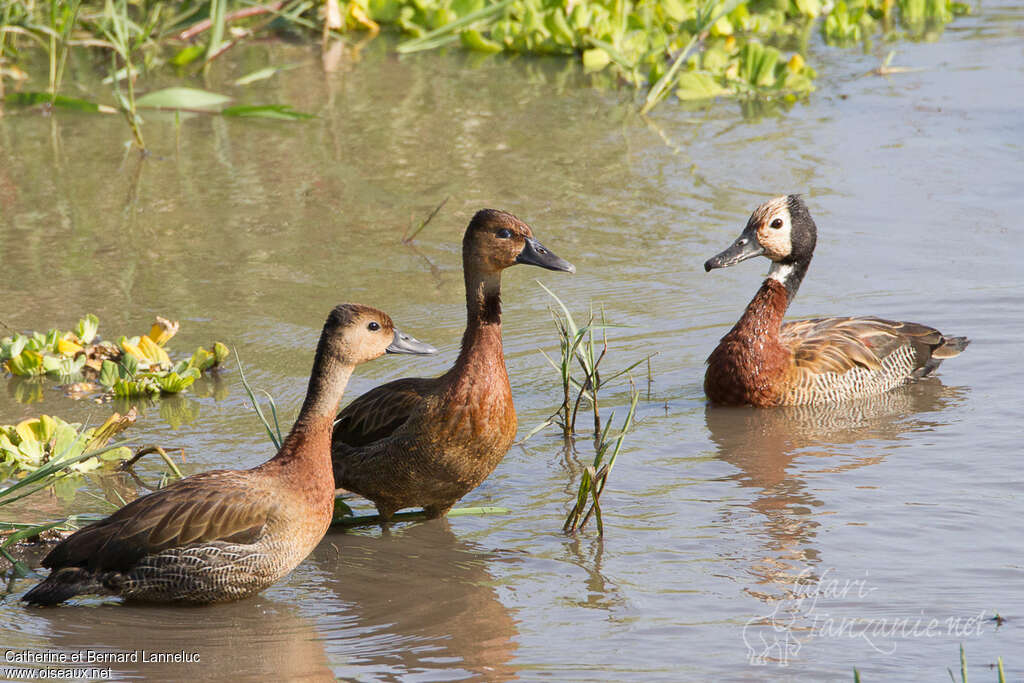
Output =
[
  {"x1": 332, "y1": 209, "x2": 575, "y2": 521},
  {"x1": 23, "y1": 304, "x2": 435, "y2": 605},
  {"x1": 703, "y1": 195, "x2": 968, "y2": 407}
]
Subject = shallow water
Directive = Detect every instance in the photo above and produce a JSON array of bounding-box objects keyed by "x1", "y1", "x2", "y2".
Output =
[{"x1": 1, "y1": 3, "x2": 1022, "y2": 680}]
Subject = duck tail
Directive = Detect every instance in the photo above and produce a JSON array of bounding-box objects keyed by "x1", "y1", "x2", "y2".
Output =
[{"x1": 22, "y1": 567, "x2": 111, "y2": 606}]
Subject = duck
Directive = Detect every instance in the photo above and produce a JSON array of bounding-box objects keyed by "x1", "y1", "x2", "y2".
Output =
[
  {"x1": 22, "y1": 304, "x2": 435, "y2": 605},
  {"x1": 332, "y1": 209, "x2": 575, "y2": 521},
  {"x1": 703, "y1": 195, "x2": 968, "y2": 407}
]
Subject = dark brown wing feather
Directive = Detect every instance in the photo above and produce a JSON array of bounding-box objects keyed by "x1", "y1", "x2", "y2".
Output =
[
  {"x1": 782, "y1": 316, "x2": 939, "y2": 374},
  {"x1": 332, "y1": 377, "x2": 434, "y2": 448},
  {"x1": 43, "y1": 471, "x2": 271, "y2": 572}
]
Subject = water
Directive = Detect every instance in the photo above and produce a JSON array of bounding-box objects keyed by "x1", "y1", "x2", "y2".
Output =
[{"x1": 1, "y1": 3, "x2": 1022, "y2": 679}]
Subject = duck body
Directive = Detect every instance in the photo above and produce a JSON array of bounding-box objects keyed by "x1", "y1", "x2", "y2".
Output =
[
  {"x1": 332, "y1": 209, "x2": 574, "y2": 520},
  {"x1": 23, "y1": 305, "x2": 434, "y2": 605},
  {"x1": 25, "y1": 450, "x2": 334, "y2": 604},
  {"x1": 704, "y1": 196, "x2": 968, "y2": 407},
  {"x1": 333, "y1": 324, "x2": 515, "y2": 518}
]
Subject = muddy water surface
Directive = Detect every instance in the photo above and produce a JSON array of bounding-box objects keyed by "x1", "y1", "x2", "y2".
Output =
[{"x1": 1, "y1": 4, "x2": 1022, "y2": 680}]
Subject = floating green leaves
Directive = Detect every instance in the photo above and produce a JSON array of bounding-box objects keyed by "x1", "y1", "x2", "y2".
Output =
[
  {"x1": 380, "y1": 0, "x2": 965, "y2": 107},
  {"x1": 1, "y1": 315, "x2": 229, "y2": 402},
  {"x1": 135, "y1": 86, "x2": 233, "y2": 110},
  {"x1": 0, "y1": 410, "x2": 136, "y2": 480},
  {"x1": 822, "y1": 0, "x2": 969, "y2": 43}
]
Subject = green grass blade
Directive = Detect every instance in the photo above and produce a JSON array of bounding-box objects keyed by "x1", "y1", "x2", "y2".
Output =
[{"x1": 234, "y1": 350, "x2": 282, "y2": 450}]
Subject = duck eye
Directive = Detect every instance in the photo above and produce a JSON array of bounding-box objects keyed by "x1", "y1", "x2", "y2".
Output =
[
  {"x1": 367, "y1": 321, "x2": 381, "y2": 332},
  {"x1": 496, "y1": 228, "x2": 512, "y2": 239},
  {"x1": 770, "y1": 218, "x2": 784, "y2": 229}
]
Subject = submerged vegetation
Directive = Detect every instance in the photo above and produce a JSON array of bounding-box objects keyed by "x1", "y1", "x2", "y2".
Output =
[
  {"x1": 0, "y1": 314, "x2": 229, "y2": 402},
  {"x1": 0, "y1": 0, "x2": 969, "y2": 133}
]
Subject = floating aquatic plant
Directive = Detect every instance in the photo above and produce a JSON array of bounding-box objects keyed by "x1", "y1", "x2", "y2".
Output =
[
  {"x1": 0, "y1": 410, "x2": 136, "y2": 482},
  {"x1": 0, "y1": 409, "x2": 186, "y2": 576},
  {"x1": 0, "y1": 314, "x2": 229, "y2": 402},
  {"x1": 0, "y1": 0, "x2": 969, "y2": 118}
]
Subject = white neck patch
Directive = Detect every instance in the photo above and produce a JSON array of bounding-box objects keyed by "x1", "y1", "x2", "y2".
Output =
[{"x1": 768, "y1": 262, "x2": 796, "y2": 286}]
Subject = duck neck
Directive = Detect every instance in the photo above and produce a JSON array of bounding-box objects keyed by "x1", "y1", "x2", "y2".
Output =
[
  {"x1": 767, "y1": 256, "x2": 810, "y2": 302},
  {"x1": 452, "y1": 267, "x2": 506, "y2": 380},
  {"x1": 270, "y1": 349, "x2": 353, "y2": 468},
  {"x1": 728, "y1": 278, "x2": 791, "y2": 342}
]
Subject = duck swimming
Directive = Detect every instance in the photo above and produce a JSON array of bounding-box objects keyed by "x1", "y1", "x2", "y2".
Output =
[
  {"x1": 332, "y1": 209, "x2": 575, "y2": 521},
  {"x1": 23, "y1": 304, "x2": 434, "y2": 605},
  {"x1": 703, "y1": 195, "x2": 968, "y2": 407}
]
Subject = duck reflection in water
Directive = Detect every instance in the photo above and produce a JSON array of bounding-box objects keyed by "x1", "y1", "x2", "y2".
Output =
[
  {"x1": 309, "y1": 520, "x2": 519, "y2": 682},
  {"x1": 705, "y1": 378, "x2": 967, "y2": 600},
  {"x1": 16, "y1": 597, "x2": 334, "y2": 681}
]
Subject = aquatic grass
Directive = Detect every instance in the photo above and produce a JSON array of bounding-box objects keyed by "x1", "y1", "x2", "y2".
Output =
[
  {"x1": 851, "y1": 645, "x2": 1007, "y2": 682},
  {"x1": 563, "y1": 381, "x2": 639, "y2": 535},
  {"x1": 235, "y1": 350, "x2": 283, "y2": 450},
  {"x1": 100, "y1": 0, "x2": 160, "y2": 148},
  {"x1": 536, "y1": 281, "x2": 653, "y2": 437},
  {"x1": 403, "y1": 195, "x2": 450, "y2": 244}
]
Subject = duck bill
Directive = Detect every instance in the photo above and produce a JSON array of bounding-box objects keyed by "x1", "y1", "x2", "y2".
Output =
[
  {"x1": 387, "y1": 329, "x2": 437, "y2": 355},
  {"x1": 704, "y1": 228, "x2": 764, "y2": 272},
  {"x1": 516, "y1": 237, "x2": 575, "y2": 273}
]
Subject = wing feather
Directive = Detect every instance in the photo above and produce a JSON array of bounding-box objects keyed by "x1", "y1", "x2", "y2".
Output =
[
  {"x1": 782, "y1": 316, "x2": 929, "y2": 374},
  {"x1": 332, "y1": 377, "x2": 434, "y2": 448},
  {"x1": 43, "y1": 471, "x2": 273, "y2": 572}
]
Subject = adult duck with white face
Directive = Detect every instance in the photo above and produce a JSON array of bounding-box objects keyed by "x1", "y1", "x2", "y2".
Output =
[
  {"x1": 703, "y1": 195, "x2": 968, "y2": 407},
  {"x1": 331, "y1": 209, "x2": 575, "y2": 521}
]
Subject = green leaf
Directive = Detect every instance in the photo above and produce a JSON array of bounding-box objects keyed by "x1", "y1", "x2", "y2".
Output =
[
  {"x1": 120, "y1": 353, "x2": 139, "y2": 378},
  {"x1": 582, "y1": 47, "x2": 612, "y2": 70},
  {"x1": 74, "y1": 314, "x2": 100, "y2": 344},
  {"x1": 170, "y1": 44, "x2": 205, "y2": 67},
  {"x1": 212, "y1": 342, "x2": 229, "y2": 365},
  {"x1": 3, "y1": 92, "x2": 102, "y2": 112},
  {"x1": 156, "y1": 369, "x2": 199, "y2": 394},
  {"x1": 675, "y1": 71, "x2": 732, "y2": 100},
  {"x1": 221, "y1": 105, "x2": 315, "y2": 120},
  {"x1": 136, "y1": 87, "x2": 233, "y2": 110},
  {"x1": 461, "y1": 28, "x2": 504, "y2": 53},
  {"x1": 99, "y1": 359, "x2": 120, "y2": 387},
  {"x1": 6, "y1": 350, "x2": 44, "y2": 376},
  {"x1": 232, "y1": 64, "x2": 301, "y2": 86}
]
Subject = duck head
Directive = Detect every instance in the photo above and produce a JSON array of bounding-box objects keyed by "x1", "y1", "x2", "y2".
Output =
[
  {"x1": 704, "y1": 195, "x2": 817, "y2": 297},
  {"x1": 323, "y1": 304, "x2": 436, "y2": 365},
  {"x1": 463, "y1": 209, "x2": 575, "y2": 275}
]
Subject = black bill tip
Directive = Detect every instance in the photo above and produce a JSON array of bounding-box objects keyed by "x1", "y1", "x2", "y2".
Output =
[{"x1": 516, "y1": 237, "x2": 575, "y2": 274}]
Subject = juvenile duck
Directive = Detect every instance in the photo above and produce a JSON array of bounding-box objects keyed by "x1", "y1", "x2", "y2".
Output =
[
  {"x1": 23, "y1": 304, "x2": 434, "y2": 605},
  {"x1": 332, "y1": 209, "x2": 575, "y2": 520},
  {"x1": 703, "y1": 195, "x2": 968, "y2": 407}
]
